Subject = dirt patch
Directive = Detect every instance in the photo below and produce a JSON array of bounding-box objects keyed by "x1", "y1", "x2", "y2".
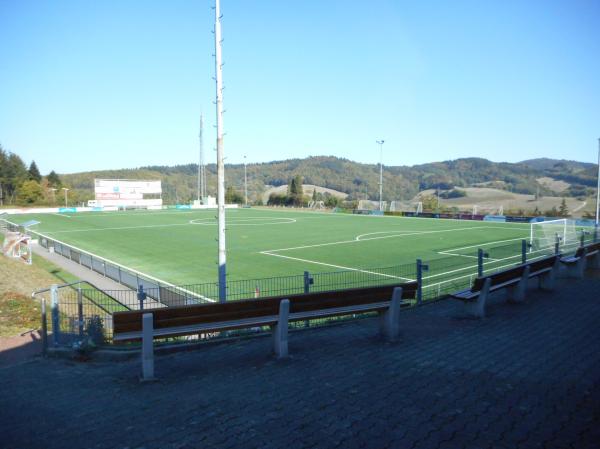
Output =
[
  {"x1": 416, "y1": 187, "x2": 587, "y2": 216},
  {"x1": 263, "y1": 184, "x2": 347, "y2": 204},
  {"x1": 537, "y1": 177, "x2": 570, "y2": 193}
]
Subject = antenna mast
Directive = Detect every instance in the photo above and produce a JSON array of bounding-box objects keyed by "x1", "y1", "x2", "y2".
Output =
[{"x1": 215, "y1": 0, "x2": 227, "y2": 302}]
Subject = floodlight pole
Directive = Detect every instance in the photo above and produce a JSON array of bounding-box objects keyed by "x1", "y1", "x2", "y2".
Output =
[
  {"x1": 198, "y1": 114, "x2": 205, "y2": 203},
  {"x1": 50, "y1": 188, "x2": 57, "y2": 204},
  {"x1": 215, "y1": 0, "x2": 227, "y2": 302},
  {"x1": 244, "y1": 155, "x2": 248, "y2": 206},
  {"x1": 377, "y1": 140, "x2": 385, "y2": 211},
  {"x1": 62, "y1": 188, "x2": 69, "y2": 207},
  {"x1": 595, "y1": 137, "x2": 600, "y2": 228}
]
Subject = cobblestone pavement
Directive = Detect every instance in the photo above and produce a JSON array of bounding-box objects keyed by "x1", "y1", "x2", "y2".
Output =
[{"x1": 1, "y1": 275, "x2": 599, "y2": 449}]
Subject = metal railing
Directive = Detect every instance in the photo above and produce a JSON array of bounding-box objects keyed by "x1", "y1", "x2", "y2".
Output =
[{"x1": 10, "y1": 216, "x2": 597, "y2": 348}]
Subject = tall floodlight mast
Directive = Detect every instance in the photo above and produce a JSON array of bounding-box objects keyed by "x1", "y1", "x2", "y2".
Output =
[
  {"x1": 376, "y1": 140, "x2": 385, "y2": 211},
  {"x1": 198, "y1": 114, "x2": 207, "y2": 202},
  {"x1": 244, "y1": 155, "x2": 248, "y2": 206},
  {"x1": 214, "y1": 0, "x2": 227, "y2": 302},
  {"x1": 596, "y1": 137, "x2": 600, "y2": 228}
]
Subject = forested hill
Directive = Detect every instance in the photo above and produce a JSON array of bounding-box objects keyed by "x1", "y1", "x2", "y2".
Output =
[{"x1": 58, "y1": 156, "x2": 597, "y2": 205}]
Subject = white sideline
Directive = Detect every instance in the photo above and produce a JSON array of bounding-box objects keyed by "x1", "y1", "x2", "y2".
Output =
[
  {"x1": 43, "y1": 223, "x2": 192, "y2": 234},
  {"x1": 20, "y1": 224, "x2": 216, "y2": 303}
]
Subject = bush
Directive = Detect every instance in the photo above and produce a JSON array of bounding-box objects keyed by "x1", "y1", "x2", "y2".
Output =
[{"x1": 439, "y1": 189, "x2": 466, "y2": 199}]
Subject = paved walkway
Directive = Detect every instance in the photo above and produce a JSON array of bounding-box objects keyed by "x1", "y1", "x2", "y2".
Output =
[
  {"x1": 30, "y1": 243, "x2": 164, "y2": 309},
  {"x1": 1, "y1": 275, "x2": 599, "y2": 449},
  {"x1": 31, "y1": 242, "x2": 131, "y2": 292}
]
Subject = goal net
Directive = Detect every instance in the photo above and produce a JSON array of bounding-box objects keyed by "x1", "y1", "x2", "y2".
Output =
[
  {"x1": 357, "y1": 200, "x2": 387, "y2": 211},
  {"x1": 308, "y1": 200, "x2": 325, "y2": 210},
  {"x1": 530, "y1": 219, "x2": 577, "y2": 254},
  {"x1": 472, "y1": 205, "x2": 504, "y2": 216},
  {"x1": 388, "y1": 201, "x2": 422, "y2": 214}
]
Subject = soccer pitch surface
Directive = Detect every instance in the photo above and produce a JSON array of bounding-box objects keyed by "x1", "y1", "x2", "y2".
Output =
[{"x1": 9, "y1": 208, "x2": 533, "y2": 289}]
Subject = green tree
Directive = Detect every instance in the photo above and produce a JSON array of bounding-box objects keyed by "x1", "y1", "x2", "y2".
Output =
[
  {"x1": 17, "y1": 180, "x2": 44, "y2": 205},
  {"x1": 225, "y1": 185, "x2": 244, "y2": 204},
  {"x1": 0, "y1": 150, "x2": 28, "y2": 204},
  {"x1": 47, "y1": 170, "x2": 62, "y2": 188},
  {"x1": 559, "y1": 198, "x2": 569, "y2": 217},
  {"x1": 287, "y1": 175, "x2": 304, "y2": 206},
  {"x1": 28, "y1": 161, "x2": 42, "y2": 182},
  {"x1": 420, "y1": 195, "x2": 438, "y2": 211}
]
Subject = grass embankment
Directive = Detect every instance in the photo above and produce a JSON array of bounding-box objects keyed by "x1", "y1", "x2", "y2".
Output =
[
  {"x1": 0, "y1": 221, "x2": 92, "y2": 336},
  {"x1": 0, "y1": 254, "x2": 63, "y2": 337}
]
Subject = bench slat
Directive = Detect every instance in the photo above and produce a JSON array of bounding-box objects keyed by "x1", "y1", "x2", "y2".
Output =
[{"x1": 114, "y1": 282, "x2": 417, "y2": 337}]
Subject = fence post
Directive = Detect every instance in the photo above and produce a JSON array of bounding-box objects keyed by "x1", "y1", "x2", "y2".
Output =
[
  {"x1": 416, "y1": 259, "x2": 429, "y2": 304},
  {"x1": 521, "y1": 239, "x2": 527, "y2": 264},
  {"x1": 50, "y1": 284, "x2": 60, "y2": 346},
  {"x1": 594, "y1": 226, "x2": 598, "y2": 243},
  {"x1": 41, "y1": 297, "x2": 48, "y2": 356},
  {"x1": 138, "y1": 285, "x2": 146, "y2": 311},
  {"x1": 77, "y1": 287, "x2": 84, "y2": 338},
  {"x1": 477, "y1": 249, "x2": 484, "y2": 277},
  {"x1": 555, "y1": 234, "x2": 560, "y2": 255},
  {"x1": 580, "y1": 230, "x2": 585, "y2": 247},
  {"x1": 303, "y1": 271, "x2": 313, "y2": 294}
]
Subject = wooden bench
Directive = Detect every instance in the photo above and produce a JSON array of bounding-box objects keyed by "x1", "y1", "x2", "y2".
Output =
[
  {"x1": 450, "y1": 255, "x2": 559, "y2": 318},
  {"x1": 113, "y1": 282, "x2": 417, "y2": 380},
  {"x1": 560, "y1": 242, "x2": 600, "y2": 279},
  {"x1": 586, "y1": 242, "x2": 600, "y2": 269}
]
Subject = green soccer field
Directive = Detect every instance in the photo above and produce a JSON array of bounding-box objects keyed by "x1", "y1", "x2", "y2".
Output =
[{"x1": 7, "y1": 208, "x2": 534, "y2": 292}]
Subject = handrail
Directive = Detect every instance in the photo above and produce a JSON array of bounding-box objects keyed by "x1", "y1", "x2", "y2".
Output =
[{"x1": 31, "y1": 280, "x2": 86, "y2": 297}]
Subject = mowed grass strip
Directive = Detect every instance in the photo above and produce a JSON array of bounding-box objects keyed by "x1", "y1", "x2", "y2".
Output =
[{"x1": 10, "y1": 208, "x2": 531, "y2": 286}]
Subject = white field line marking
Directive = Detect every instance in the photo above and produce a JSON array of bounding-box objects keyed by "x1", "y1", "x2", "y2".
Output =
[
  {"x1": 52, "y1": 213, "x2": 71, "y2": 218},
  {"x1": 422, "y1": 253, "x2": 551, "y2": 290},
  {"x1": 45, "y1": 217, "x2": 298, "y2": 234},
  {"x1": 355, "y1": 230, "x2": 427, "y2": 241},
  {"x1": 263, "y1": 226, "x2": 520, "y2": 254},
  {"x1": 189, "y1": 217, "x2": 296, "y2": 226},
  {"x1": 29, "y1": 228, "x2": 215, "y2": 303},
  {"x1": 425, "y1": 250, "x2": 529, "y2": 280},
  {"x1": 439, "y1": 237, "x2": 526, "y2": 253},
  {"x1": 261, "y1": 251, "x2": 415, "y2": 282},
  {"x1": 436, "y1": 252, "x2": 501, "y2": 262},
  {"x1": 45, "y1": 223, "x2": 191, "y2": 234}
]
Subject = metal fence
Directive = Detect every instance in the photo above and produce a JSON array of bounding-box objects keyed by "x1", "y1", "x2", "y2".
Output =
[{"x1": 6, "y1": 216, "x2": 597, "y2": 348}]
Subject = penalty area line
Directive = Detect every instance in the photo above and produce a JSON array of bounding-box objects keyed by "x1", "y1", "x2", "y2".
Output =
[{"x1": 260, "y1": 251, "x2": 415, "y2": 282}]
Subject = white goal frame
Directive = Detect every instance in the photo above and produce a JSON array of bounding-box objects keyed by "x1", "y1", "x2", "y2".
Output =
[{"x1": 530, "y1": 218, "x2": 574, "y2": 252}]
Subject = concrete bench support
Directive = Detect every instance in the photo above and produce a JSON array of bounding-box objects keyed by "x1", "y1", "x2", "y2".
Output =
[
  {"x1": 463, "y1": 278, "x2": 491, "y2": 318},
  {"x1": 141, "y1": 313, "x2": 156, "y2": 382},
  {"x1": 564, "y1": 255, "x2": 586, "y2": 280},
  {"x1": 507, "y1": 266, "x2": 530, "y2": 303},
  {"x1": 539, "y1": 261, "x2": 559, "y2": 291},
  {"x1": 379, "y1": 287, "x2": 403, "y2": 342},
  {"x1": 273, "y1": 299, "x2": 289, "y2": 359},
  {"x1": 587, "y1": 252, "x2": 600, "y2": 270}
]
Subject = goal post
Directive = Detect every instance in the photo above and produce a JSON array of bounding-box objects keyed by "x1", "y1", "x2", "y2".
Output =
[{"x1": 530, "y1": 219, "x2": 577, "y2": 253}]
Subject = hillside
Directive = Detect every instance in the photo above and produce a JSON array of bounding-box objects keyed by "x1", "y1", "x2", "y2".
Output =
[{"x1": 58, "y1": 156, "x2": 597, "y2": 206}]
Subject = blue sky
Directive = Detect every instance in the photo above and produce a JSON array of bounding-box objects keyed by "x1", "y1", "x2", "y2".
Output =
[{"x1": 0, "y1": 0, "x2": 599, "y2": 174}]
